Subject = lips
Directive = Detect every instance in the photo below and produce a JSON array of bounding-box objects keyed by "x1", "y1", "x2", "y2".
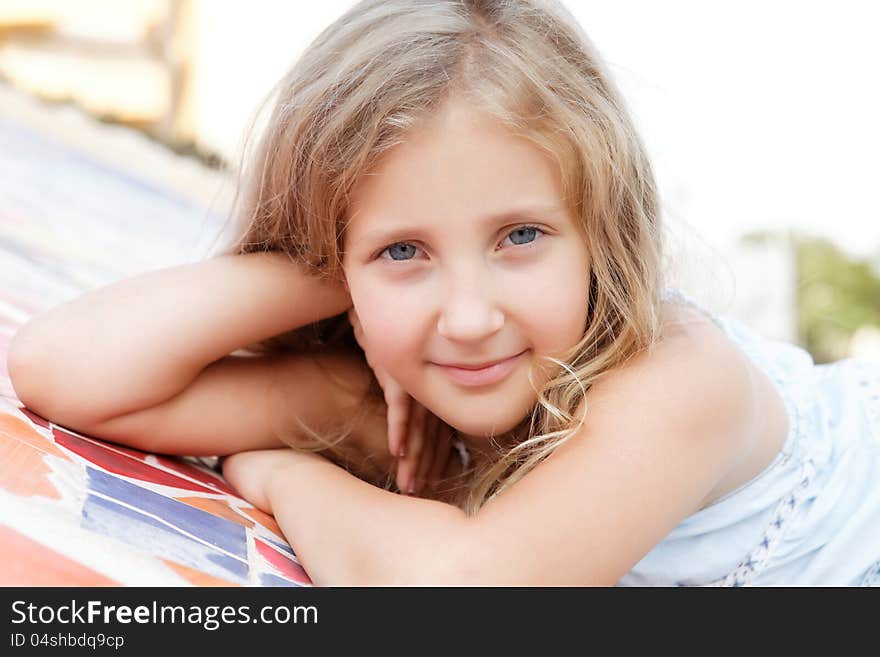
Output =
[
  {"x1": 434, "y1": 350, "x2": 527, "y2": 387},
  {"x1": 441, "y1": 354, "x2": 520, "y2": 370}
]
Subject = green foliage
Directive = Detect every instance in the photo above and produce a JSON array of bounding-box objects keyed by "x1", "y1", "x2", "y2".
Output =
[{"x1": 794, "y1": 234, "x2": 880, "y2": 363}]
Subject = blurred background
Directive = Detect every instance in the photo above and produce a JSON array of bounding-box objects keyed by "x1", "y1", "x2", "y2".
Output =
[{"x1": 0, "y1": 0, "x2": 878, "y2": 365}]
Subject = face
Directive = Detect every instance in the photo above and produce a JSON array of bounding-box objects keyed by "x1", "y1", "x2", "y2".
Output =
[{"x1": 341, "y1": 98, "x2": 591, "y2": 444}]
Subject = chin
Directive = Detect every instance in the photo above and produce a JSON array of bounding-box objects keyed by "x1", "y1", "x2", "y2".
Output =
[
  {"x1": 441, "y1": 409, "x2": 528, "y2": 441},
  {"x1": 420, "y1": 391, "x2": 531, "y2": 438}
]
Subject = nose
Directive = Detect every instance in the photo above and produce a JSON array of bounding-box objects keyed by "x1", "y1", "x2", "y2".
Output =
[{"x1": 436, "y1": 276, "x2": 505, "y2": 343}]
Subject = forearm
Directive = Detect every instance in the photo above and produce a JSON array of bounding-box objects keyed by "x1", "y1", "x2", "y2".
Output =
[
  {"x1": 8, "y1": 252, "x2": 351, "y2": 424},
  {"x1": 255, "y1": 452, "x2": 471, "y2": 585}
]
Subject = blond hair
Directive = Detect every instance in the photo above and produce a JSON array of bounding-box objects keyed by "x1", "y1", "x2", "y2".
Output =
[{"x1": 215, "y1": 0, "x2": 665, "y2": 515}]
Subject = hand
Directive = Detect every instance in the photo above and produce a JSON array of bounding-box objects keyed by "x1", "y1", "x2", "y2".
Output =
[
  {"x1": 347, "y1": 307, "x2": 457, "y2": 495},
  {"x1": 347, "y1": 307, "x2": 410, "y2": 461},
  {"x1": 409, "y1": 404, "x2": 459, "y2": 497}
]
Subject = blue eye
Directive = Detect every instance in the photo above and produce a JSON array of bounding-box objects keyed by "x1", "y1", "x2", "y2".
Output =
[
  {"x1": 381, "y1": 243, "x2": 420, "y2": 261},
  {"x1": 377, "y1": 225, "x2": 545, "y2": 262},
  {"x1": 502, "y1": 225, "x2": 542, "y2": 247}
]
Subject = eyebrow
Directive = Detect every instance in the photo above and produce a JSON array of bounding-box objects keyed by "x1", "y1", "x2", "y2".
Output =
[{"x1": 354, "y1": 203, "x2": 563, "y2": 250}]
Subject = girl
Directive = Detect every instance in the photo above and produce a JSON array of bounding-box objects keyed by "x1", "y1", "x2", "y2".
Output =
[{"x1": 9, "y1": 0, "x2": 880, "y2": 586}]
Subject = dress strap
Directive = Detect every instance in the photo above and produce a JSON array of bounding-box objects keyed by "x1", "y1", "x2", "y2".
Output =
[
  {"x1": 661, "y1": 287, "x2": 724, "y2": 330},
  {"x1": 452, "y1": 436, "x2": 471, "y2": 470}
]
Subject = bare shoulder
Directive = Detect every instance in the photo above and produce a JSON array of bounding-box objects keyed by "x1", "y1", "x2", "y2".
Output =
[
  {"x1": 582, "y1": 300, "x2": 786, "y2": 509},
  {"x1": 659, "y1": 301, "x2": 789, "y2": 509},
  {"x1": 660, "y1": 307, "x2": 789, "y2": 508},
  {"x1": 584, "y1": 300, "x2": 756, "y2": 422}
]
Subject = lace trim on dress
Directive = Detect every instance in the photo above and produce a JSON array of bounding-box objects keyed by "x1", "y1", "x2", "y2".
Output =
[
  {"x1": 702, "y1": 384, "x2": 813, "y2": 587},
  {"x1": 858, "y1": 560, "x2": 880, "y2": 586},
  {"x1": 703, "y1": 459, "x2": 815, "y2": 587}
]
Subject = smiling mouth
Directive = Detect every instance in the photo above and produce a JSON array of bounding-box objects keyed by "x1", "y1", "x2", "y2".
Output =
[{"x1": 433, "y1": 350, "x2": 528, "y2": 387}]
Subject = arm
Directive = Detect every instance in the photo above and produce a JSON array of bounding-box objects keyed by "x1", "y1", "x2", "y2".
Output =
[
  {"x1": 7, "y1": 252, "x2": 351, "y2": 428},
  {"x1": 75, "y1": 347, "x2": 390, "y2": 476},
  {"x1": 222, "y1": 448, "x2": 470, "y2": 585},
  {"x1": 224, "y1": 321, "x2": 758, "y2": 585}
]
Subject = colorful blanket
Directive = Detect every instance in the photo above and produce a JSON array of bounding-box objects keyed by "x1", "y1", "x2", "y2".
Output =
[{"x1": 0, "y1": 91, "x2": 311, "y2": 586}]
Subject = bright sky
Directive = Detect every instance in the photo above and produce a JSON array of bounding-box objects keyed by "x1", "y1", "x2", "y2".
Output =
[
  {"x1": 576, "y1": 1, "x2": 880, "y2": 258},
  {"x1": 195, "y1": 0, "x2": 880, "y2": 258}
]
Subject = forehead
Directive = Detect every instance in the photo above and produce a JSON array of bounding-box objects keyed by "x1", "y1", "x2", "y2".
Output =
[{"x1": 345, "y1": 100, "x2": 566, "y2": 239}]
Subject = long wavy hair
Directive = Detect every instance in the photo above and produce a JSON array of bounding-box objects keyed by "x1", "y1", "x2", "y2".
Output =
[{"x1": 213, "y1": 0, "x2": 666, "y2": 515}]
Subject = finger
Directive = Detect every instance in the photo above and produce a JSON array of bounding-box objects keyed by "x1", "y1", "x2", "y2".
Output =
[
  {"x1": 413, "y1": 413, "x2": 438, "y2": 495},
  {"x1": 383, "y1": 385, "x2": 410, "y2": 458},
  {"x1": 395, "y1": 404, "x2": 420, "y2": 494},
  {"x1": 427, "y1": 422, "x2": 455, "y2": 489},
  {"x1": 381, "y1": 376, "x2": 410, "y2": 453},
  {"x1": 397, "y1": 403, "x2": 426, "y2": 494},
  {"x1": 415, "y1": 413, "x2": 440, "y2": 494}
]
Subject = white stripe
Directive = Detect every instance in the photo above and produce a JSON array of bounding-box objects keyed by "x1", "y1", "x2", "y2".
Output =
[{"x1": 87, "y1": 487, "x2": 247, "y2": 566}]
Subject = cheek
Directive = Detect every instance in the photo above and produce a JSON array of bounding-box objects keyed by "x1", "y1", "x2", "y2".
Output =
[
  {"x1": 510, "y1": 258, "x2": 590, "y2": 353},
  {"x1": 351, "y1": 280, "x2": 427, "y2": 365}
]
